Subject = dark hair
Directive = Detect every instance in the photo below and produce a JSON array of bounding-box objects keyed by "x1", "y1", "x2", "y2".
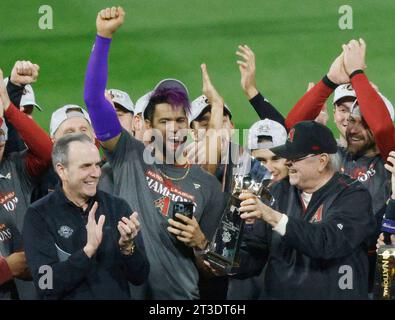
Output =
[
  {"x1": 144, "y1": 87, "x2": 190, "y2": 123},
  {"x1": 114, "y1": 103, "x2": 134, "y2": 115},
  {"x1": 257, "y1": 135, "x2": 273, "y2": 143},
  {"x1": 52, "y1": 133, "x2": 92, "y2": 170}
]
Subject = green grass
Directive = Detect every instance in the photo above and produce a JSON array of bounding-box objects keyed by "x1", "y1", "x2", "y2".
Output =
[{"x1": 0, "y1": 0, "x2": 394, "y2": 144}]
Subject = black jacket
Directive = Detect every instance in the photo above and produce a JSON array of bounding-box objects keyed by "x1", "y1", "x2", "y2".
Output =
[
  {"x1": 236, "y1": 172, "x2": 376, "y2": 299},
  {"x1": 23, "y1": 187, "x2": 149, "y2": 300}
]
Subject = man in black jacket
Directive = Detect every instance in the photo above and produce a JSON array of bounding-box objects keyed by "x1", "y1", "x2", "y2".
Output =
[
  {"x1": 23, "y1": 133, "x2": 149, "y2": 299},
  {"x1": 234, "y1": 121, "x2": 376, "y2": 299}
]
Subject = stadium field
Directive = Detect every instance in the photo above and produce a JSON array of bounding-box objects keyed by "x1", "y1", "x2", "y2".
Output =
[{"x1": 0, "y1": 0, "x2": 394, "y2": 143}]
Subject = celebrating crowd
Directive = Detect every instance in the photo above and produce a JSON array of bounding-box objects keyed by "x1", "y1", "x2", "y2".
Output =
[{"x1": 0, "y1": 6, "x2": 394, "y2": 300}]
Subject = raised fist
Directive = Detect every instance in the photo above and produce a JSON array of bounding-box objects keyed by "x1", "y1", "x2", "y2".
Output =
[
  {"x1": 10, "y1": 60, "x2": 39, "y2": 86},
  {"x1": 96, "y1": 6, "x2": 125, "y2": 38}
]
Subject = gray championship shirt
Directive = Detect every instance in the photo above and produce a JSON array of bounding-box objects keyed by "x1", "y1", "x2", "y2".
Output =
[
  {"x1": 106, "y1": 131, "x2": 226, "y2": 299},
  {"x1": 0, "y1": 152, "x2": 36, "y2": 299}
]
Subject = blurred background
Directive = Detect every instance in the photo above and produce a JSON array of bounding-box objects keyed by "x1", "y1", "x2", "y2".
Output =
[{"x1": 0, "y1": 0, "x2": 394, "y2": 142}]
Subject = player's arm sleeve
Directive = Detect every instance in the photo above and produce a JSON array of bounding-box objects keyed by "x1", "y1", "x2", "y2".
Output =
[
  {"x1": 282, "y1": 187, "x2": 376, "y2": 259},
  {"x1": 4, "y1": 103, "x2": 52, "y2": 178},
  {"x1": 285, "y1": 76, "x2": 336, "y2": 130},
  {"x1": 6, "y1": 79, "x2": 24, "y2": 108},
  {"x1": 350, "y1": 71, "x2": 395, "y2": 161},
  {"x1": 23, "y1": 206, "x2": 95, "y2": 300},
  {"x1": 83, "y1": 35, "x2": 122, "y2": 142},
  {"x1": 104, "y1": 129, "x2": 146, "y2": 170},
  {"x1": 249, "y1": 92, "x2": 286, "y2": 127}
]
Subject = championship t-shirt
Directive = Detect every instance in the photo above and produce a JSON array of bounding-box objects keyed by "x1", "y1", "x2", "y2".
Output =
[{"x1": 106, "y1": 130, "x2": 226, "y2": 299}]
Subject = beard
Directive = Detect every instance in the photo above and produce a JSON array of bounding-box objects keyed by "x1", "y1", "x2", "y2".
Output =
[{"x1": 346, "y1": 134, "x2": 377, "y2": 158}]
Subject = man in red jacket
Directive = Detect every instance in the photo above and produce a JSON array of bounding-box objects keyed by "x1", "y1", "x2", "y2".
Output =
[{"x1": 0, "y1": 65, "x2": 52, "y2": 299}]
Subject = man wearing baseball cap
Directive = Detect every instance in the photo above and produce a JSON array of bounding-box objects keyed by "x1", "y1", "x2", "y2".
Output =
[
  {"x1": 247, "y1": 119, "x2": 288, "y2": 183},
  {"x1": 228, "y1": 120, "x2": 375, "y2": 299},
  {"x1": 332, "y1": 84, "x2": 356, "y2": 147},
  {"x1": 107, "y1": 88, "x2": 134, "y2": 135},
  {"x1": 99, "y1": 89, "x2": 134, "y2": 194},
  {"x1": 227, "y1": 118, "x2": 288, "y2": 300},
  {"x1": 3, "y1": 61, "x2": 41, "y2": 155},
  {"x1": 132, "y1": 92, "x2": 151, "y2": 142},
  {"x1": 186, "y1": 62, "x2": 243, "y2": 196},
  {"x1": 31, "y1": 104, "x2": 95, "y2": 202},
  {"x1": 83, "y1": 7, "x2": 226, "y2": 299},
  {"x1": 49, "y1": 105, "x2": 94, "y2": 141},
  {"x1": 0, "y1": 68, "x2": 52, "y2": 300},
  {"x1": 285, "y1": 39, "x2": 395, "y2": 294}
]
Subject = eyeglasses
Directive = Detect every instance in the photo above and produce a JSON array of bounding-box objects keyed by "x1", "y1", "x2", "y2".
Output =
[{"x1": 288, "y1": 154, "x2": 318, "y2": 163}]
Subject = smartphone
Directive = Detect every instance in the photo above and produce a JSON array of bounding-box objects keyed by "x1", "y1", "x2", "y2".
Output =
[{"x1": 173, "y1": 201, "x2": 194, "y2": 222}]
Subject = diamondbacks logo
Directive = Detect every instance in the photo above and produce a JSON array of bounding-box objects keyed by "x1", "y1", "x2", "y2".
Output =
[
  {"x1": 288, "y1": 128, "x2": 295, "y2": 142},
  {"x1": 58, "y1": 226, "x2": 73, "y2": 239},
  {"x1": 310, "y1": 204, "x2": 323, "y2": 223},
  {"x1": 154, "y1": 196, "x2": 171, "y2": 217}
]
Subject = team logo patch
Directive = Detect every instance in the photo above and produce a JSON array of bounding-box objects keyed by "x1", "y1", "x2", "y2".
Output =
[
  {"x1": 58, "y1": 225, "x2": 73, "y2": 239},
  {"x1": 310, "y1": 204, "x2": 323, "y2": 223},
  {"x1": 154, "y1": 196, "x2": 171, "y2": 217}
]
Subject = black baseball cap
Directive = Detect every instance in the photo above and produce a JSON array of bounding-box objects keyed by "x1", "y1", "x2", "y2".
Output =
[{"x1": 270, "y1": 121, "x2": 337, "y2": 160}]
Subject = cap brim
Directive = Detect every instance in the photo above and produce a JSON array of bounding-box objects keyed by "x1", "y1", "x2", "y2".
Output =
[
  {"x1": 155, "y1": 79, "x2": 189, "y2": 96},
  {"x1": 270, "y1": 144, "x2": 308, "y2": 160},
  {"x1": 21, "y1": 101, "x2": 42, "y2": 111},
  {"x1": 113, "y1": 100, "x2": 134, "y2": 113}
]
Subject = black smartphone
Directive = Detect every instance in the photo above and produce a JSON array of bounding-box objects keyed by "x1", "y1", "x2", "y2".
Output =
[{"x1": 173, "y1": 201, "x2": 194, "y2": 222}]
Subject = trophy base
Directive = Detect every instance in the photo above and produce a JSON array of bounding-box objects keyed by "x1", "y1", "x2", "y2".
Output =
[{"x1": 205, "y1": 251, "x2": 239, "y2": 274}]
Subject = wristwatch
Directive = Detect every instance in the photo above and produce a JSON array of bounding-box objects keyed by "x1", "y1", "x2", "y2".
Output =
[{"x1": 120, "y1": 240, "x2": 136, "y2": 256}]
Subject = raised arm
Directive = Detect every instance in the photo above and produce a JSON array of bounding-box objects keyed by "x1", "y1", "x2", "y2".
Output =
[
  {"x1": 236, "y1": 45, "x2": 285, "y2": 126},
  {"x1": 7, "y1": 60, "x2": 40, "y2": 108},
  {"x1": 200, "y1": 63, "x2": 225, "y2": 174},
  {"x1": 342, "y1": 39, "x2": 395, "y2": 161},
  {"x1": 285, "y1": 52, "x2": 350, "y2": 130},
  {"x1": 84, "y1": 7, "x2": 125, "y2": 152},
  {"x1": 0, "y1": 69, "x2": 52, "y2": 178}
]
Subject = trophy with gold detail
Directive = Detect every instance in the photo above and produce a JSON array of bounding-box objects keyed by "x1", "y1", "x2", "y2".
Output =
[{"x1": 205, "y1": 153, "x2": 274, "y2": 273}]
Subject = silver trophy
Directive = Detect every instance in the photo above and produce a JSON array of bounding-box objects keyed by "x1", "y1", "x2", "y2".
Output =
[{"x1": 205, "y1": 152, "x2": 274, "y2": 273}]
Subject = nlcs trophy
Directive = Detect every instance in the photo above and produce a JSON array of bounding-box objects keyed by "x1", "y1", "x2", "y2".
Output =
[{"x1": 205, "y1": 153, "x2": 274, "y2": 273}]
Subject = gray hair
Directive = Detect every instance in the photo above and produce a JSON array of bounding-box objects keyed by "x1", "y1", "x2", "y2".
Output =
[
  {"x1": 327, "y1": 152, "x2": 341, "y2": 172},
  {"x1": 52, "y1": 133, "x2": 93, "y2": 170}
]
